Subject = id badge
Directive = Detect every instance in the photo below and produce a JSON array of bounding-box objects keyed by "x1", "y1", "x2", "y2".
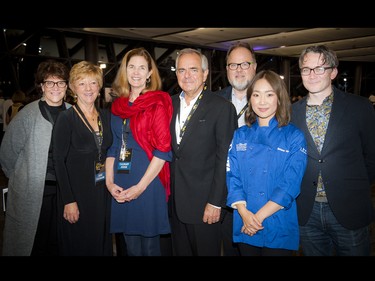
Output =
[
  {"x1": 95, "y1": 159, "x2": 106, "y2": 184},
  {"x1": 117, "y1": 148, "x2": 132, "y2": 174}
]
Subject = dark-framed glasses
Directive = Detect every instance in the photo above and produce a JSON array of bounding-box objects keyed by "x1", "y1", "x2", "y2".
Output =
[
  {"x1": 227, "y1": 61, "x2": 254, "y2": 71},
  {"x1": 300, "y1": 66, "x2": 333, "y2": 76},
  {"x1": 43, "y1": 80, "x2": 67, "y2": 88}
]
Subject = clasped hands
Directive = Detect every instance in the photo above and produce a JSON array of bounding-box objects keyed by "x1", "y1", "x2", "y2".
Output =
[
  {"x1": 241, "y1": 210, "x2": 264, "y2": 236},
  {"x1": 108, "y1": 183, "x2": 143, "y2": 203}
]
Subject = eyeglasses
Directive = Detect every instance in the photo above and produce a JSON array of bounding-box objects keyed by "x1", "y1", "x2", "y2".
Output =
[
  {"x1": 300, "y1": 66, "x2": 333, "y2": 76},
  {"x1": 43, "y1": 80, "x2": 67, "y2": 88},
  {"x1": 227, "y1": 61, "x2": 254, "y2": 71}
]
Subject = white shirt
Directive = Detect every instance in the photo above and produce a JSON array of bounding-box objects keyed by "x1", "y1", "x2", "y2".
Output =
[
  {"x1": 175, "y1": 91, "x2": 201, "y2": 145},
  {"x1": 231, "y1": 91, "x2": 247, "y2": 128}
]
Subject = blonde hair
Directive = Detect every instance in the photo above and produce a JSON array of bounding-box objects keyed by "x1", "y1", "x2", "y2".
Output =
[{"x1": 69, "y1": 61, "x2": 103, "y2": 90}]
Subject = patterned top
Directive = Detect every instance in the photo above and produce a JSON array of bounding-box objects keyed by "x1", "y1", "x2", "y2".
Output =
[{"x1": 306, "y1": 92, "x2": 334, "y2": 199}]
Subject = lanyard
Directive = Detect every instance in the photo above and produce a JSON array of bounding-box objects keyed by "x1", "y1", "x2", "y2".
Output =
[
  {"x1": 178, "y1": 92, "x2": 203, "y2": 140},
  {"x1": 237, "y1": 104, "x2": 248, "y2": 119},
  {"x1": 74, "y1": 104, "x2": 103, "y2": 160},
  {"x1": 119, "y1": 118, "x2": 130, "y2": 161},
  {"x1": 121, "y1": 119, "x2": 130, "y2": 146}
]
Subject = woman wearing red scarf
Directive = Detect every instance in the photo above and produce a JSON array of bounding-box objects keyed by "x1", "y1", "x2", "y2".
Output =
[{"x1": 105, "y1": 47, "x2": 172, "y2": 256}]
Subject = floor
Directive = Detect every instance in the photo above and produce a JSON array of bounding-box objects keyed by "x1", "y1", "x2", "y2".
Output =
[{"x1": 0, "y1": 168, "x2": 374, "y2": 256}]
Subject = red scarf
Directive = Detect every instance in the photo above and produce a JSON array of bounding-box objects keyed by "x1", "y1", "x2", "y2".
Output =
[{"x1": 111, "y1": 90, "x2": 173, "y2": 200}]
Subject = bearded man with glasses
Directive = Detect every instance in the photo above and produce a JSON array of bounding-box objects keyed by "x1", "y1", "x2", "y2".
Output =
[
  {"x1": 215, "y1": 42, "x2": 257, "y2": 256},
  {"x1": 291, "y1": 45, "x2": 375, "y2": 256}
]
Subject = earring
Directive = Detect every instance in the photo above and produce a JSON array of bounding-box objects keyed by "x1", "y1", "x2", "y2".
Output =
[{"x1": 146, "y1": 77, "x2": 151, "y2": 83}]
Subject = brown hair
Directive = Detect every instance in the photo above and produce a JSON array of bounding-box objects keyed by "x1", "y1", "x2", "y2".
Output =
[
  {"x1": 35, "y1": 60, "x2": 70, "y2": 94},
  {"x1": 299, "y1": 45, "x2": 339, "y2": 69},
  {"x1": 245, "y1": 70, "x2": 291, "y2": 127},
  {"x1": 112, "y1": 47, "x2": 162, "y2": 98},
  {"x1": 226, "y1": 41, "x2": 256, "y2": 63}
]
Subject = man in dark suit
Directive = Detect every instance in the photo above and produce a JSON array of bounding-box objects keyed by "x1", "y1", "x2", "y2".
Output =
[
  {"x1": 291, "y1": 45, "x2": 375, "y2": 256},
  {"x1": 215, "y1": 42, "x2": 257, "y2": 256},
  {"x1": 170, "y1": 48, "x2": 237, "y2": 256}
]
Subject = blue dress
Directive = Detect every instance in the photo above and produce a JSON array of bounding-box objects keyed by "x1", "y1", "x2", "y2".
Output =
[{"x1": 107, "y1": 114, "x2": 171, "y2": 237}]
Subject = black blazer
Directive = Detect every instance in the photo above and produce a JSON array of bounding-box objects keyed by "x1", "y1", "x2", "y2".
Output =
[
  {"x1": 291, "y1": 87, "x2": 375, "y2": 229},
  {"x1": 170, "y1": 90, "x2": 237, "y2": 224},
  {"x1": 215, "y1": 86, "x2": 233, "y2": 101}
]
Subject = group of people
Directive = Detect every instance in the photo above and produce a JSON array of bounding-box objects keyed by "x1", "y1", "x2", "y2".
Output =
[
  {"x1": 0, "y1": 89, "x2": 27, "y2": 144},
  {"x1": 0, "y1": 42, "x2": 374, "y2": 256}
]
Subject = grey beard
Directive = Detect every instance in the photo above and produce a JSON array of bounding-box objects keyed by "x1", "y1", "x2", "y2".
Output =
[{"x1": 231, "y1": 80, "x2": 252, "y2": 91}]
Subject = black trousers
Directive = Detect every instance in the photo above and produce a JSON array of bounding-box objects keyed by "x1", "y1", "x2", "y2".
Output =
[
  {"x1": 221, "y1": 207, "x2": 240, "y2": 256},
  {"x1": 238, "y1": 243, "x2": 293, "y2": 256},
  {"x1": 31, "y1": 184, "x2": 58, "y2": 256},
  {"x1": 170, "y1": 196, "x2": 221, "y2": 256}
]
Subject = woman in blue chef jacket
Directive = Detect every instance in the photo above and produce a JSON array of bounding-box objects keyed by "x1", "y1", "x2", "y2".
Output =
[{"x1": 226, "y1": 70, "x2": 307, "y2": 256}]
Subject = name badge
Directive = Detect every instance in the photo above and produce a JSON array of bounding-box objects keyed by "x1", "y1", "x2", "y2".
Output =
[
  {"x1": 95, "y1": 160, "x2": 106, "y2": 184},
  {"x1": 117, "y1": 148, "x2": 132, "y2": 174}
]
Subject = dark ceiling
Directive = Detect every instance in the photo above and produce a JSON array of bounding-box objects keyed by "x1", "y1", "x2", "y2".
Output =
[
  {"x1": 1, "y1": 27, "x2": 375, "y2": 98},
  {"x1": 71, "y1": 27, "x2": 375, "y2": 62}
]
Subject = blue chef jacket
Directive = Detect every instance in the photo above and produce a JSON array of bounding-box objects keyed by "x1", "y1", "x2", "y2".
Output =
[{"x1": 226, "y1": 117, "x2": 307, "y2": 250}]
